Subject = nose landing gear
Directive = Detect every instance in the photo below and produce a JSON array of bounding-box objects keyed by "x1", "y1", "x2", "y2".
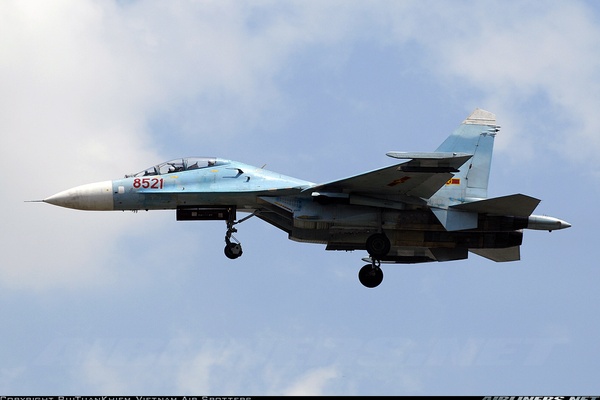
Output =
[
  {"x1": 224, "y1": 230, "x2": 243, "y2": 259},
  {"x1": 223, "y1": 211, "x2": 257, "y2": 260}
]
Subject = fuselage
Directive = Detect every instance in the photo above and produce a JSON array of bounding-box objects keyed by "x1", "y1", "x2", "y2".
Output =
[
  {"x1": 44, "y1": 157, "x2": 315, "y2": 212},
  {"x1": 42, "y1": 154, "x2": 571, "y2": 265},
  {"x1": 43, "y1": 156, "x2": 571, "y2": 235}
]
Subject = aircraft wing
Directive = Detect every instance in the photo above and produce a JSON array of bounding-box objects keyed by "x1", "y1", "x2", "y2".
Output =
[{"x1": 307, "y1": 152, "x2": 472, "y2": 199}]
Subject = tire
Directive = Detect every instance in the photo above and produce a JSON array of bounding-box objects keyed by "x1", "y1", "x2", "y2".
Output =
[
  {"x1": 366, "y1": 233, "x2": 391, "y2": 257},
  {"x1": 358, "y1": 264, "x2": 384, "y2": 288},
  {"x1": 224, "y1": 243, "x2": 243, "y2": 259}
]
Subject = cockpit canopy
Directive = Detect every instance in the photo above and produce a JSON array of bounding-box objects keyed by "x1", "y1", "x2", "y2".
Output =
[{"x1": 126, "y1": 157, "x2": 223, "y2": 178}]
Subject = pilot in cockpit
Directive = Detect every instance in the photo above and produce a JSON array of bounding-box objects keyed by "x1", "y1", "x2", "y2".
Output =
[{"x1": 167, "y1": 161, "x2": 185, "y2": 173}]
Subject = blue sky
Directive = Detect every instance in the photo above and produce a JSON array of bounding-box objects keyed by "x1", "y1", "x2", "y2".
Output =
[{"x1": 1, "y1": 0, "x2": 599, "y2": 395}]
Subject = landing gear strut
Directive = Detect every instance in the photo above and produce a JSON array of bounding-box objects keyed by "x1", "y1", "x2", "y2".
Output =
[
  {"x1": 223, "y1": 211, "x2": 257, "y2": 259},
  {"x1": 359, "y1": 233, "x2": 390, "y2": 288}
]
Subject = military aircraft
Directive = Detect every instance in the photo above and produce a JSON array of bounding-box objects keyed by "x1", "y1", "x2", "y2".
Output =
[{"x1": 40, "y1": 109, "x2": 570, "y2": 287}]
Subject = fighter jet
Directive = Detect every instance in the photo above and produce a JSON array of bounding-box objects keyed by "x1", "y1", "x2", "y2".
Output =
[{"x1": 40, "y1": 109, "x2": 570, "y2": 288}]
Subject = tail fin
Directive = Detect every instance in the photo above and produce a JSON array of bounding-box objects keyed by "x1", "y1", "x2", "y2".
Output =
[{"x1": 434, "y1": 108, "x2": 499, "y2": 201}]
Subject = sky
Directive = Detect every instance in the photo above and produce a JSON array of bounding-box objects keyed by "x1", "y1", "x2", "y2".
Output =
[{"x1": 1, "y1": 0, "x2": 599, "y2": 395}]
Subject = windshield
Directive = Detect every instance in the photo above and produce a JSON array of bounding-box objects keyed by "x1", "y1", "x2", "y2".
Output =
[{"x1": 126, "y1": 157, "x2": 221, "y2": 178}]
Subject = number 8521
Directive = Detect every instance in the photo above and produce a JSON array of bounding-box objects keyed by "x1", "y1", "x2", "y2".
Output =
[{"x1": 133, "y1": 177, "x2": 164, "y2": 189}]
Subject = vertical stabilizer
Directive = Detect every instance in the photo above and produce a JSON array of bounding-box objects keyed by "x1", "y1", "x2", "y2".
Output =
[{"x1": 433, "y1": 109, "x2": 499, "y2": 203}]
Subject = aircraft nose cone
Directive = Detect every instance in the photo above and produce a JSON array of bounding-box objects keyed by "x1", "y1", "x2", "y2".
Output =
[
  {"x1": 44, "y1": 181, "x2": 114, "y2": 210},
  {"x1": 560, "y1": 220, "x2": 572, "y2": 229}
]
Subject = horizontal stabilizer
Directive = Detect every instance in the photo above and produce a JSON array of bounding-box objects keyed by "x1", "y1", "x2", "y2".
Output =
[
  {"x1": 452, "y1": 194, "x2": 540, "y2": 217},
  {"x1": 470, "y1": 246, "x2": 520, "y2": 262}
]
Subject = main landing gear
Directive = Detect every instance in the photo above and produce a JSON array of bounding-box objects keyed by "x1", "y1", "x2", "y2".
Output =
[
  {"x1": 223, "y1": 211, "x2": 257, "y2": 260},
  {"x1": 359, "y1": 260, "x2": 384, "y2": 288},
  {"x1": 358, "y1": 232, "x2": 391, "y2": 288}
]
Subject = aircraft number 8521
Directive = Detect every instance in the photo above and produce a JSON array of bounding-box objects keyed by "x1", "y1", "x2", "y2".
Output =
[{"x1": 133, "y1": 177, "x2": 164, "y2": 189}]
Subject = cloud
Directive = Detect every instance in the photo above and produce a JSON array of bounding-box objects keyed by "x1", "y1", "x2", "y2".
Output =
[
  {"x1": 0, "y1": 0, "x2": 373, "y2": 290},
  {"x1": 280, "y1": 365, "x2": 340, "y2": 396},
  {"x1": 2, "y1": 0, "x2": 599, "y2": 292},
  {"x1": 0, "y1": 1, "x2": 597, "y2": 395},
  {"x1": 0, "y1": 1, "x2": 273, "y2": 289},
  {"x1": 81, "y1": 345, "x2": 131, "y2": 393},
  {"x1": 398, "y1": 1, "x2": 600, "y2": 164},
  {"x1": 175, "y1": 338, "x2": 246, "y2": 394},
  {"x1": 68, "y1": 333, "x2": 341, "y2": 394}
]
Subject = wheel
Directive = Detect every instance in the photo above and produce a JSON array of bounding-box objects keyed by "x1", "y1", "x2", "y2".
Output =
[
  {"x1": 224, "y1": 242, "x2": 243, "y2": 259},
  {"x1": 358, "y1": 264, "x2": 384, "y2": 288},
  {"x1": 224, "y1": 243, "x2": 242, "y2": 259},
  {"x1": 366, "y1": 233, "x2": 391, "y2": 258}
]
